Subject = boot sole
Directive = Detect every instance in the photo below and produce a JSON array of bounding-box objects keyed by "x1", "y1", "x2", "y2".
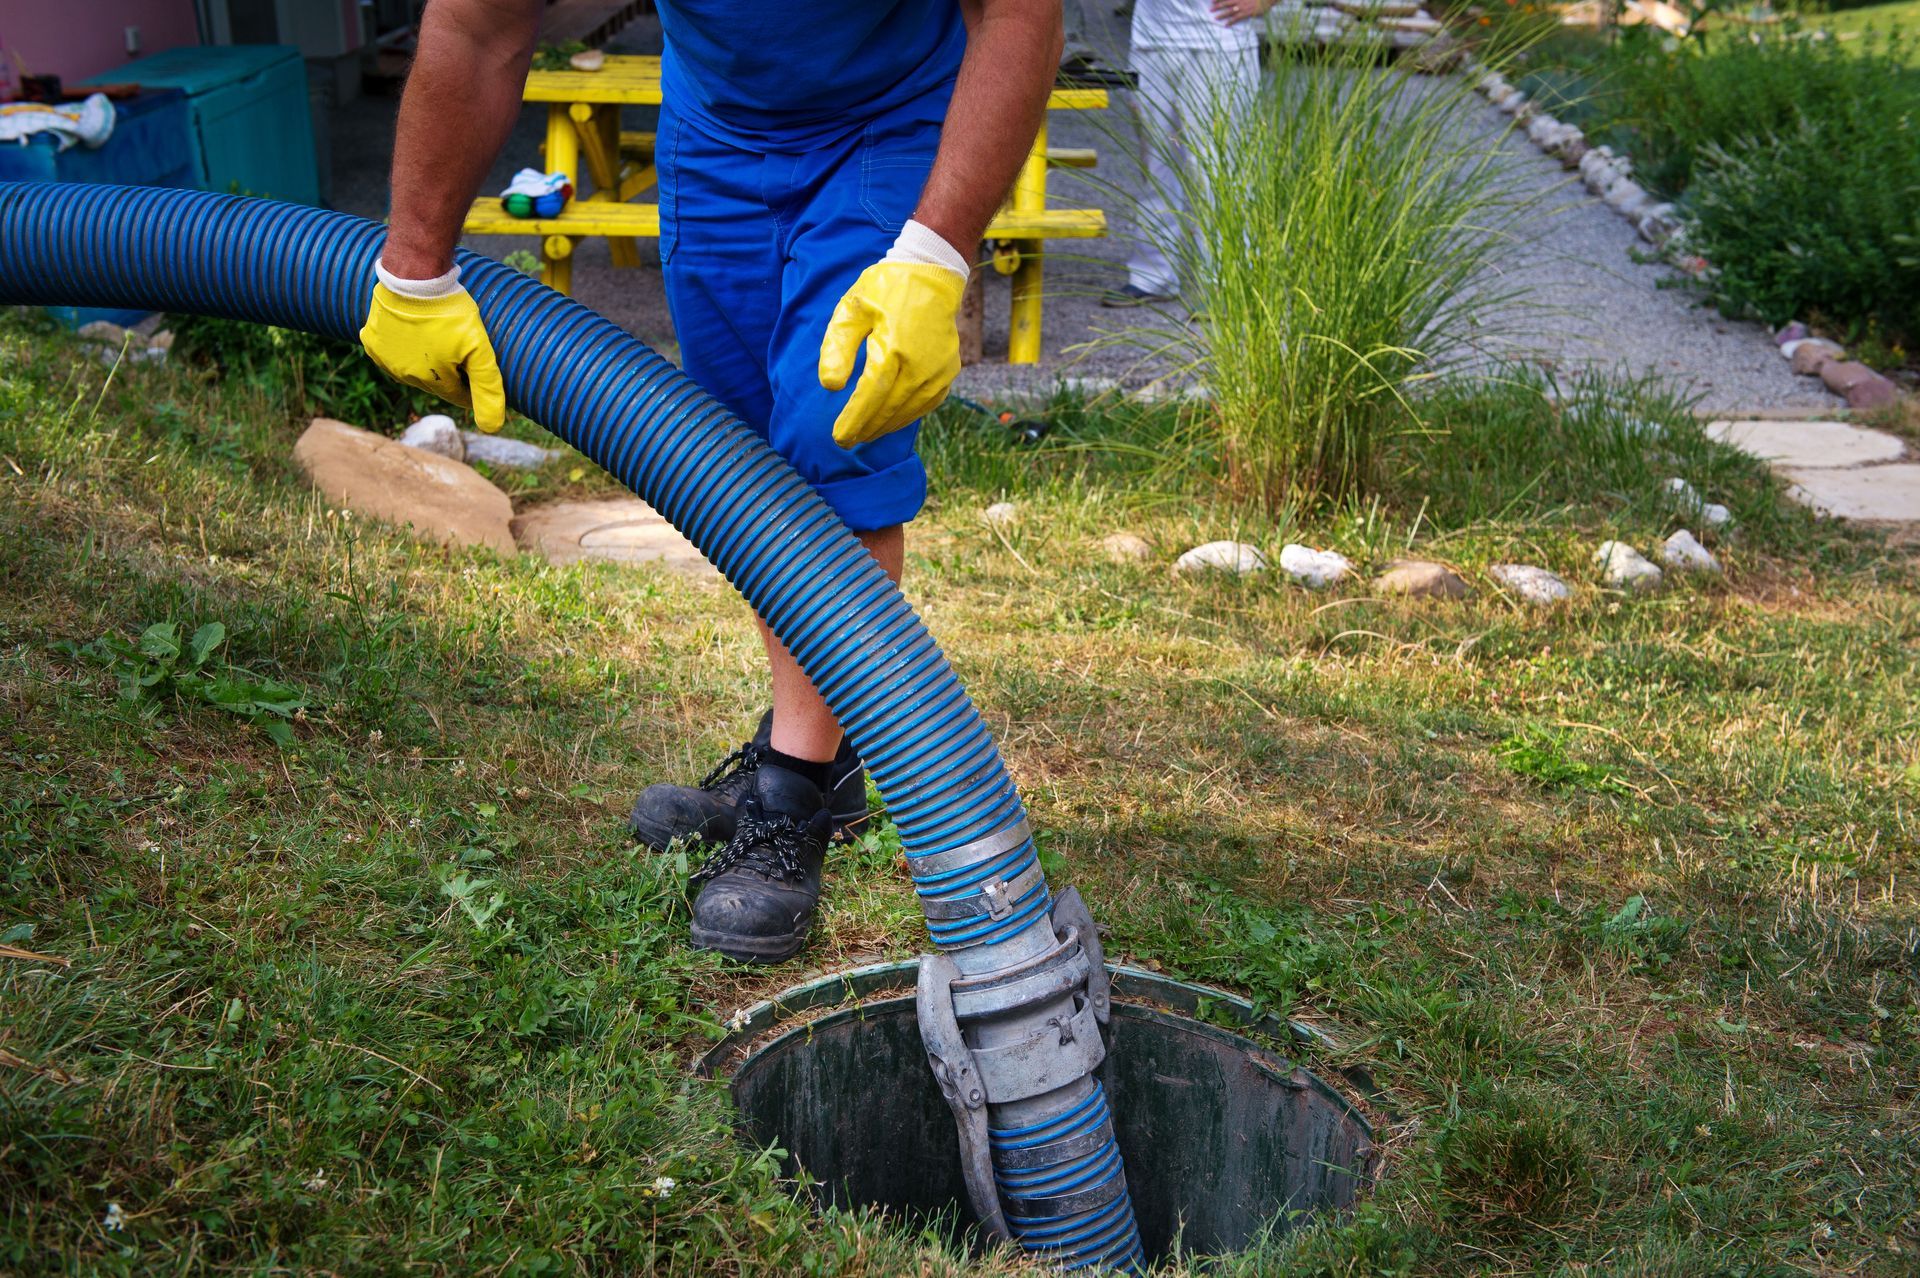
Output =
[{"x1": 689, "y1": 922, "x2": 807, "y2": 964}]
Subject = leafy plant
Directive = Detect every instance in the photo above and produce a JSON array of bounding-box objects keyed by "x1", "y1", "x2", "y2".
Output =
[
  {"x1": 1497, "y1": 728, "x2": 1632, "y2": 795},
  {"x1": 73, "y1": 620, "x2": 309, "y2": 745},
  {"x1": 1098, "y1": 45, "x2": 1529, "y2": 508},
  {"x1": 172, "y1": 314, "x2": 441, "y2": 425},
  {"x1": 1687, "y1": 95, "x2": 1920, "y2": 342}
]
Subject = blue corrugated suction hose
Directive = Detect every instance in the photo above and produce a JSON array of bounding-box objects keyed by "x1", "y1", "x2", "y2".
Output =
[{"x1": 0, "y1": 183, "x2": 1144, "y2": 1272}]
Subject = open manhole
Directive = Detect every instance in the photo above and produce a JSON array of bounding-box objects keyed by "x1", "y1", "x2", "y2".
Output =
[{"x1": 699, "y1": 962, "x2": 1376, "y2": 1262}]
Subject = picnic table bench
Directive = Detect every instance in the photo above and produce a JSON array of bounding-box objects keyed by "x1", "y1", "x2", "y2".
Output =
[{"x1": 461, "y1": 55, "x2": 1107, "y2": 363}]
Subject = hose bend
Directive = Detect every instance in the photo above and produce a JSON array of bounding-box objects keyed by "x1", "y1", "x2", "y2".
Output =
[{"x1": 0, "y1": 183, "x2": 1143, "y2": 1272}]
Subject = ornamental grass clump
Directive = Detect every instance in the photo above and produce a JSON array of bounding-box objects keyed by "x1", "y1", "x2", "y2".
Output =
[{"x1": 1110, "y1": 49, "x2": 1526, "y2": 510}]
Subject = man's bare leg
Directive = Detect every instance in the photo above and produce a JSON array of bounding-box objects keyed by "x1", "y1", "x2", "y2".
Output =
[{"x1": 757, "y1": 525, "x2": 905, "y2": 765}]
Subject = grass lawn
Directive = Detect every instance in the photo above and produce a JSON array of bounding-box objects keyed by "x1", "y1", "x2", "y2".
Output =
[
  {"x1": 1814, "y1": 1, "x2": 1920, "y2": 63},
  {"x1": 3, "y1": 315, "x2": 1917, "y2": 1275}
]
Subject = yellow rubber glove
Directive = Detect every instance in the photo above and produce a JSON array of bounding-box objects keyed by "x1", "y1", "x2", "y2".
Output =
[
  {"x1": 819, "y1": 239, "x2": 968, "y2": 449},
  {"x1": 359, "y1": 273, "x2": 507, "y2": 433}
]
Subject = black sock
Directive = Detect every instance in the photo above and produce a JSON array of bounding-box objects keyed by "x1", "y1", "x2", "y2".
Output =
[{"x1": 763, "y1": 747, "x2": 831, "y2": 791}]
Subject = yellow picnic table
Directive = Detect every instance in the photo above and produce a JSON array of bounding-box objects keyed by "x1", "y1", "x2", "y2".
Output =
[{"x1": 462, "y1": 55, "x2": 1107, "y2": 364}]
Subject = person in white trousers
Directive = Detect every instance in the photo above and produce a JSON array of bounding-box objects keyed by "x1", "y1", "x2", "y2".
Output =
[{"x1": 1104, "y1": 0, "x2": 1271, "y2": 306}]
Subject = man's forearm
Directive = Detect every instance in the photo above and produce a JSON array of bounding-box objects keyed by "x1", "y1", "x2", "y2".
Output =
[
  {"x1": 382, "y1": 0, "x2": 543, "y2": 279},
  {"x1": 913, "y1": 0, "x2": 1064, "y2": 256}
]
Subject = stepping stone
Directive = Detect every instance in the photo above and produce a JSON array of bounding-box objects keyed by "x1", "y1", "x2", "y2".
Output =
[
  {"x1": 1705, "y1": 419, "x2": 1905, "y2": 469},
  {"x1": 293, "y1": 417, "x2": 516, "y2": 556},
  {"x1": 1778, "y1": 465, "x2": 1920, "y2": 522},
  {"x1": 511, "y1": 497, "x2": 717, "y2": 577}
]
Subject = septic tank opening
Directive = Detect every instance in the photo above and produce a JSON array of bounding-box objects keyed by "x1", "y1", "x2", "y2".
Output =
[{"x1": 699, "y1": 962, "x2": 1377, "y2": 1263}]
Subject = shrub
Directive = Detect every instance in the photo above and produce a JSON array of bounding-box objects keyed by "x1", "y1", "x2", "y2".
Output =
[
  {"x1": 1104, "y1": 49, "x2": 1526, "y2": 509},
  {"x1": 1687, "y1": 103, "x2": 1920, "y2": 342},
  {"x1": 1565, "y1": 28, "x2": 1919, "y2": 201}
]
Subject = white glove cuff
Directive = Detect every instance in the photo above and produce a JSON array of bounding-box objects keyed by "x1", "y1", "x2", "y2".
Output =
[
  {"x1": 883, "y1": 218, "x2": 972, "y2": 282},
  {"x1": 375, "y1": 259, "x2": 464, "y2": 299}
]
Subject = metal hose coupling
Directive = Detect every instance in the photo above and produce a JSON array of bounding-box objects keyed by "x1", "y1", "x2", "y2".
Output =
[{"x1": 914, "y1": 819, "x2": 1144, "y2": 1271}]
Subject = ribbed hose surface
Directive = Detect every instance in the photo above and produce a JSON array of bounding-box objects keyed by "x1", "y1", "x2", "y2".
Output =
[{"x1": 0, "y1": 183, "x2": 1142, "y2": 1271}]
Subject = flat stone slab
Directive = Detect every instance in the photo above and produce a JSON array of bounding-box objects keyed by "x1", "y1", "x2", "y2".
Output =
[
  {"x1": 293, "y1": 417, "x2": 515, "y2": 556},
  {"x1": 511, "y1": 498, "x2": 718, "y2": 577},
  {"x1": 1778, "y1": 465, "x2": 1920, "y2": 522},
  {"x1": 1706, "y1": 419, "x2": 1905, "y2": 469}
]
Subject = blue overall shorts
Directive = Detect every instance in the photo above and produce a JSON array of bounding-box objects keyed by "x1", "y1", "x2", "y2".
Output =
[{"x1": 654, "y1": 0, "x2": 966, "y2": 532}]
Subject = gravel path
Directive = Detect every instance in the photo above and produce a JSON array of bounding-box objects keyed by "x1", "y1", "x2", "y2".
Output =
[{"x1": 327, "y1": 22, "x2": 1836, "y2": 416}]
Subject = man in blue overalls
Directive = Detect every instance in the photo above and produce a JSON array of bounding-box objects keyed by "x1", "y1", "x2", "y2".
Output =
[{"x1": 361, "y1": 0, "x2": 1063, "y2": 963}]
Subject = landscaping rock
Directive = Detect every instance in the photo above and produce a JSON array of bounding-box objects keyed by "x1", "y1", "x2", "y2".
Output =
[
  {"x1": 1375, "y1": 559, "x2": 1470, "y2": 600},
  {"x1": 1175, "y1": 540, "x2": 1267, "y2": 576},
  {"x1": 293, "y1": 417, "x2": 516, "y2": 555},
  {"x1": 461, "y1": 431, "x2": 564, "y2": 469},
  {"x1": 398, "y1": 414, "x2": 465, "y2": 461},
  {"x1": 1702, "y1": 502, "x2": 1732, "y2": 528},
  {"x1": 1659, "y1": 529, "x2": 1721, "y2": 574},
  {"x1": 1557, "y1": 134, "x2": 1590, "y2": 166},
  {"x1": 1495, "y1": 89, "x2": 1527, "y2": 114},
  {"x1": 1636, "y1": 202, "x2": 1680, "y2": 244},
  {"x1": 1489, "y1": 563, "x2": 1571, "y2": 605},
  {"x1": 1594, "y1": 540, "x2": 1663, "y2": 592},
  {"x1": 1100, "y1": 531, "x2": 1154, "y2": 563},
  {"x1": 1788, "y1": 339, "x2": 1845, "y2": 377},
  {"x1": 1774, "y1": 321, "x2": 1810, "y2": 346},
  {"x1": 510, "y1": 496, "x2": 715, "y2": 576},
  {"x1": 76, "y1": 320, "x2": 130, "y2": 345},
  {"x1": 981, "y1": 501, "x2": 1019, "y2": 528},
  {"x1": 1817, "y1": 361, "x2": 1900, "y2": 411},
  {"x1": 1706, "y1": 419, "x2": 1905, "y2": 469},
  {"x1": 1604, "y1": 179, "x2": 1651, "y2": 218},
  {"x1": 1278, "y1": 543, "x2": 1352, "y2": 588}
]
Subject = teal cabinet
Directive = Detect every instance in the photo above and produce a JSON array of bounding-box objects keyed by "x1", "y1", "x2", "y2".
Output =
[{"x1": 84, "y1": 45, "x2": 319, "y2": 206}]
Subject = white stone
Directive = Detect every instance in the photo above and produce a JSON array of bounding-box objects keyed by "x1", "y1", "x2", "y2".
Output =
[
  {"x1": 1705, "y1": 419, "x2": 1905, "y2": 469},
  {"x1": 1636, "y1": 202, "x2": 1681, "y2": 244},
  {"x1": 1496, "y1": 89, "x2": 1527, "y2": 114},
  {"x1": 398, "y1": 414, "x2": 465, "y2": 461},
  {"x1": 460, "y1": 431, "x2": 564, "y2": 469},
  {"x1": 1489, "y1": 563, "x2": 1572, "y2": 605},
  {"x1": 1278, "y1": 543, "x2": 1353, "y2": 588},
  {"x1": 1660, "y1": 529, "x2": 1721, "y2": 574},
  {"x1": 1665, "y1": 476, "x2": 1698, "y2": 502},
  {"x1": 1702, "y1": 502, "x2": 1733, "y2": 528},
  {"x1": 1624, "y1": 417, "x2": 1665, "y2": 439},
  {"x1": 1604, "y1": 179, "x2": 1651, "y2": 217},
  {"x1": 982, "y1": 501, "x2": 1019, "y2": 528},
  {"x1": 1175, "y1": 540, "x2": 1267, "y2": 576},
  {"x1": 1779, "y1": 339, "x2": 1810, "y2": 362},
  {"x1": 1594, "y1": 540, "x2": 1663, "y2": 592},
  {"x1": 1525, "y1": 114, "x2": 1562, "y2": 146}
]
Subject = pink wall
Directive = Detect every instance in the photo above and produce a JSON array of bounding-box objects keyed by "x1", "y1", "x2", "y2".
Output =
[{"x1": 2, "y1": 0, "x2": 201, "y2": 83}]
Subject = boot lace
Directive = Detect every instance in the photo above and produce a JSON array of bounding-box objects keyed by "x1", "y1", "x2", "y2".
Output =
[
  {"x1": 690, "y1": 811, "x2": 816, "y2": 886},
  {"x1": 698, "y1": 742, "x2": 764, "y2": 792}
]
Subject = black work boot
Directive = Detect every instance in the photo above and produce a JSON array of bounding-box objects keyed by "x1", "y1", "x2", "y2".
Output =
[
  {"x1": 628, "y1": 710, "x2": 868, "y2": 852},
  {"x1": 688, "y1": 765, "x2": 833, "y2": 963}
]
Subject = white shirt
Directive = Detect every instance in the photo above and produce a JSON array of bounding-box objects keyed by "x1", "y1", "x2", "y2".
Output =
[{"x1": 1130, "y1": 0, "x2": 1260, "y2": 52}]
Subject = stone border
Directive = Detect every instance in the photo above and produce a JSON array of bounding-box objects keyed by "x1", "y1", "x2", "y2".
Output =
[{"x1": 1463, "y1": 59, "x2": 1907, "y2": 415}]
